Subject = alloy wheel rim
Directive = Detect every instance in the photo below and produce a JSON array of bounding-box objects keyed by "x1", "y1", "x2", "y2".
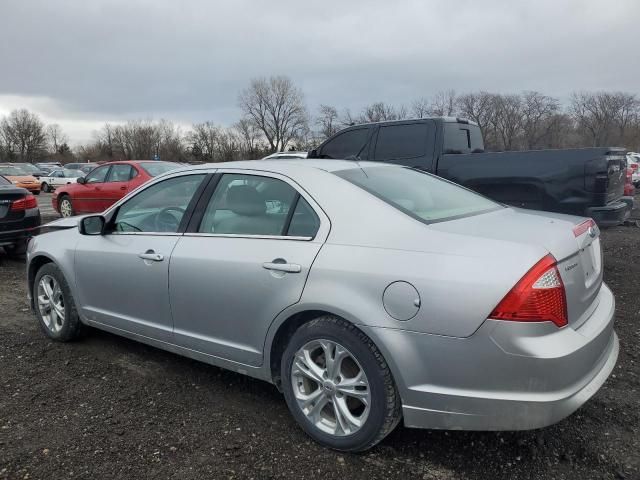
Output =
[
  {"x1": 60, "y1": 199, "x2": 72, "y2": 217},
  {"x1": 291, "y1": 339, "x2": 371, "y2": 437},
  {"x1": 37, "y1": 275, "x2": 65, "y2": 333}
]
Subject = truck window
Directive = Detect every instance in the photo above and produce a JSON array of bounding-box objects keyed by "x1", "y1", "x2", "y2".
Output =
[
  {"x1": 374, "y1": 122, "x2": 433, "y2": 161},
  {"x1": 319, "y1": 128, "x2": 369, "y2": 159},
  {"x1": 443, "y1": 123, "x2": 485, "y2": 154}
]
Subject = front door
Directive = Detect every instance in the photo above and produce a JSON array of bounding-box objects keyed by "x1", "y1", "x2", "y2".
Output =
[
  {"x1": 169, "y1": 172, "x2": 327, "y2": 366},
  {"x1": 74, "y1": 173, "x2": 208, "y2": 341},
  {"x1": 74, "y1": 164, "x2": 111, "y2": 213},
  {"x1": 101, "y1": 163, "x2": 133, "y2": 209}
]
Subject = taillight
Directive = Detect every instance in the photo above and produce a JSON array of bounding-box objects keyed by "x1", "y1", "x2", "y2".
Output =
[
  {"x1": 490, "y1": 254, "x2": 568, "y2": 328},
  {"x1": 10, "y1": 194, "x2": 38, "y2": 211},
  {"x1": 572, "y1": 218, "x2": 596, "y2": 237}
]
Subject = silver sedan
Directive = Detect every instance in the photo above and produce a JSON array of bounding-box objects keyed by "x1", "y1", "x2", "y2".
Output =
[{"x1": 26, "y1": 160, "x2": 618, "y2": 451}]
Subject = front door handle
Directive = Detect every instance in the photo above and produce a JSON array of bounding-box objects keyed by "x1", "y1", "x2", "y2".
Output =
[
  {"x1": 138, "y1": 250, "x2": 164, "y2": 262},
  {"x1": 262, "y1": 261, "x2": 301, "y2": 273}
]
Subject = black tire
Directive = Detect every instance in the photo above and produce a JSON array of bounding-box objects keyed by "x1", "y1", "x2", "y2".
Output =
[
  {"x1": 41, "y1": 182, "x2": 50, "y2": 193},
  {"x1": 4, "y1": 241, "x2": 27, "y2": 256},
  {"x1": 33, "y1": 190, "x2": 40, "y2": 195},
  {"x1": 58, "y1": 195, "x2": 74, "y2": 217},
  {"x1": 281, "y1": 315, "x2": 402, "y2": 452},
  {"x1": 33, "y1": 263, "x2": 84, "y2": 342}
]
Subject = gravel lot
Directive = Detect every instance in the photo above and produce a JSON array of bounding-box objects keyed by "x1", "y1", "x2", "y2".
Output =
[{"x1": 0, "y1": 194, "x2": 638, "y2": 479}]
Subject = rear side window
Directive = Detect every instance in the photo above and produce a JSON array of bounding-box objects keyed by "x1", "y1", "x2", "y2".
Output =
[
  {"x1": 106, "y1": 164, "x2": 133, "y2": 182},
  {"x1": 443, "y1": 124, "x2": 485, "y2": 154},
  {"x1": 335, "y1": 166, "x2": 501, "y2": 223},
  {"x1": 319, "y1": 128, "x2": 369, "y2": 159},
  {"x1": 374, "y1": 123, "x2": 432, "y2": 161}
]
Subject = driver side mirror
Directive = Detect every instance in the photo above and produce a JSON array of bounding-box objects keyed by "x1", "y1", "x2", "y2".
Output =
[
  {"x1": 77, "y1": 176, "x2": 86, "y2": 184},
  {"x1": 79, "y1": 215, "x2": 105, "y2": 235}
]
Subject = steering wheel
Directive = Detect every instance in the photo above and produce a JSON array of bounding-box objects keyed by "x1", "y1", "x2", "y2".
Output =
[{"x1": 154, "y1": 206, "x2": 185, "y2": 232}]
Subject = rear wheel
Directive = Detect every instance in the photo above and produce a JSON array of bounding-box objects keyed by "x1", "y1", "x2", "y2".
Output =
[
  {"x1": 34, "y1": 263, "x2": 83, "y2": 341},
  {"x1": 59, "y1": 195, "x2": 74, "y2": 217},
  {"x1": 281, "y1": 316, "x2": 402, "y2": 452}
]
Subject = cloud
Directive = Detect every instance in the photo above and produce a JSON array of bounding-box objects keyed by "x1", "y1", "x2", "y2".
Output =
[{"x1": 0, "y1": 0, "x2": 638, "y2": 143}]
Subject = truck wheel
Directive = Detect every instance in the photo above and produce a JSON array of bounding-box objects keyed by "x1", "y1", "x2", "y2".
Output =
[
  {"x1": 34, "y1": 263, "x2": 84, "y2": 342},
  {"x1": 281, "y1": 316, "x2": 402, "y2": 452}
]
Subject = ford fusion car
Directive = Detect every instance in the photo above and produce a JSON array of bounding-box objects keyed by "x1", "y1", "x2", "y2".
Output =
[{"x1": 26, "y1": 160, "x2": 618, "y2": 451}]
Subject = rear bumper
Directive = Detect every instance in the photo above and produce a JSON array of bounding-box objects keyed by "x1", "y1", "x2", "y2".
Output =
[
  {"x1": 0, "y1": 210, "x2": 41, "y2": 246},
  {"x1": 363, "y1": 283, "x2": 618, "y2": 431},
  {"x1": 587, "y1": 200, "x2": 629, "y2": 227}
]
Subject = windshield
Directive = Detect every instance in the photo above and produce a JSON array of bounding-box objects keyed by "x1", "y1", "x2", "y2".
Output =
[
  {"x1": 443, "y1": 123, "x2": 485, "y2": 154},
  {"x1": 64, "y1": 169, "x2": 84, "y2": 177},
  {"x1": 0, "y1": 166, "x2": 26, "y2": 176},
  {"x1": 335, "y1": 166, "x2": 501, "y2": 223},
  {"x1": 15, "y1": 163, "x2": 39, "y2": 173},
  {"x1": 139, "y1": 161, "x2": 181, "y2": 177},
  {"x1": 0, "y1": 175, "x2": 10, "y2": 186}
]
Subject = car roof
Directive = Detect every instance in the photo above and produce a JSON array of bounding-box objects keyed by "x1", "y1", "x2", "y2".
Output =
[{"x1": 179, "y1": 159, "x2": 398, "y2": 175}]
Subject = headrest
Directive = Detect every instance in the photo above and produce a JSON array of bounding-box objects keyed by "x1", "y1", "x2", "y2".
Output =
[{"x1": 226, "y1": 185, "x2": 265, "y2": 216}]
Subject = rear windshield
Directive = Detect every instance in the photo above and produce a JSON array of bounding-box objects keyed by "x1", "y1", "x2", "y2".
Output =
[
  {"x1": 335, "y1": 166, "x2": 501, "y2": 223},
  {"x1": 443, "y1": 123, "x2": 485, "y2": 154},
  {"x1": 139, "y1": 161, "x2": 181, "y2": 177}
]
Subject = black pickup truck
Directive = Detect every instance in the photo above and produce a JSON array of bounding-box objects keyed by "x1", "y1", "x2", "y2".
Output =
[{"x1": 308, "y1": 117, "x2": 629, "y2": 226}]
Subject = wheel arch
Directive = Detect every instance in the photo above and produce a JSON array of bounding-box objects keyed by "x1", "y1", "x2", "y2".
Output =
[
  {"x1": 266, "y1": 307, "x2": 402, "y2": 395},
  {"x1": 28, "y1": 254, "x2": 56, "y2": 307}
]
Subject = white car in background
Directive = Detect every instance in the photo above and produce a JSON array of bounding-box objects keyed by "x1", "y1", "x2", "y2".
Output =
[
  {"x1": 262, "y1": 151, "x2": 308, "y2": 160},
  {"x1": 40, "y1": 169, "x2": 85, "y2": 193},
  {"x1": 627, "y1": 153, "x2": 640, "y2": 186}
]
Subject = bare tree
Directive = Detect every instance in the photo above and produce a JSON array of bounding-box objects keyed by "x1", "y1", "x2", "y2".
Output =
[
  {"x1": 234, "y1": 118, "x2": 264, "y2": 158},
  {"x1": 493, "y1": 94, "x2": 524, "y2": 150},
  {"x1": 429, "y1": 90, "x2": 458, "y2": 116},
  {"x1": 358, "y1": 102, "x2": 402, "y2": 123},
  {"x1": 0, "y1": 109, "x2": 48, "y2": 162},
  {"x1": 411, "y1": 97, "x2": 431, "y2": 118},
  {"x1": 520, "y1": 91, "x2": 560, "y2": 149},
  {"x1": 568, "y1": 91, "x2": 635, "y2": 147},
  {"x1": 46, "y1": 124, "x2": 69, "y2": 155},
  {"x1": 316, "y1": 104, "x2": 340, "y2": 140},
  {"x1": 238, "y1": 76, "x2": 309, "y2": 152}
]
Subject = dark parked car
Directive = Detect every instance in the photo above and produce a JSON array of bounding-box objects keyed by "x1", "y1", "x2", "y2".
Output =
[
  {"x1": 0, "y1": 175, "x2": 41, "y2": 255},
  {"x1": 309, "y1": 117, "x2": 629, "y2": 226}
]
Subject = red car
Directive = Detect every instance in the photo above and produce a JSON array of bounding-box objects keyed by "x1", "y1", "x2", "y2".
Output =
[{"x1": 52, "y1": 160, "x2": 180, "y2": 217}]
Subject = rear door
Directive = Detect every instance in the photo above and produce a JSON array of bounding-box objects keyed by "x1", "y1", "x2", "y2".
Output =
[{"x1": 169, "y1": 171, "x2": 329, "y2": 366}]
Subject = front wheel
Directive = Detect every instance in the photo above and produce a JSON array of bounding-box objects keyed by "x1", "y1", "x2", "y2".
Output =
[
  {"x1": 41, "y1": 182, "x2": 50, "y2": 193},
  {"x1": 34, "y1": 263, "x2": 84, "y2": 342},
  {"x1": 59, "y1": 196, "x2": 74, "y2": 217},
  {"x1": 281, "y1": 316, "x2": 402, "y2": 452}
]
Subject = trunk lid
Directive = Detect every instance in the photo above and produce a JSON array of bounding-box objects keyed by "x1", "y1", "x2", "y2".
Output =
[
  {"x1": 0, "y1": 186, "x2": 27, "y2": 221},
  {"x1": 429, "y1": 208, "x2": 602, "y2": 327}
]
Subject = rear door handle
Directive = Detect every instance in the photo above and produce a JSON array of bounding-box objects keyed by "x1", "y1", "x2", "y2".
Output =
[
  {"x1": 138, "y1": 251, "x2": 164, "y2": 262},
  {"x1": 262, "y1": 261, "x2": 301, "y2": 273}
]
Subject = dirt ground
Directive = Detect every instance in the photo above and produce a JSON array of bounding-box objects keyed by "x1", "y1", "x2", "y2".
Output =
[{"x1": 0, "y1": 196, "x2": 638, "y2": 479}]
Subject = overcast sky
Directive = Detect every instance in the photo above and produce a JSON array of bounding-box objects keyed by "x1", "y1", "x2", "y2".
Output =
[{"x1": 0, "y1": 0, "x2": 638, "y2": 144}]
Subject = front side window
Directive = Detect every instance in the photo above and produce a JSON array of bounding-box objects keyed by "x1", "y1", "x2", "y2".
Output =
[
  {"x1": 112, "y1": 174, "x2": 205, "y2": 233},
  {"x1": 198, "y1": 174, "x2": 318, "y2": 237},
  {"x1": 85, "y1": 166, "x2": 110, "y2": 184},
  {"x1": 374, "y1": 123, "x2": 432, "y2": 161},
  {"x1": 107, "y1": 164, "x2": 133, "y2": 182},
  {"x1": 335, "y1": 166, "x2": 501, "y2": 223},
  {"x1": 319, "y1": 128, "x2": 369, "y2": 159}
]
